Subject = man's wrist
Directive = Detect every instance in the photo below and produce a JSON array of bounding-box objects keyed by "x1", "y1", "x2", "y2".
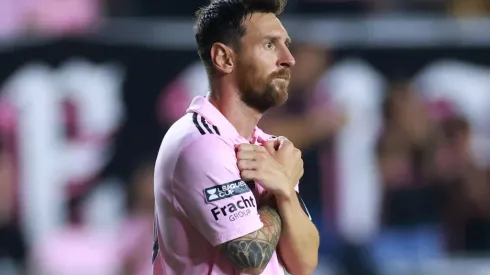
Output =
[{"x1": 273, "y1": 185, "x2": 295, "y2": 202}]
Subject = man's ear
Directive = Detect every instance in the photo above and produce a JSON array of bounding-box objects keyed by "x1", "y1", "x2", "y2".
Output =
[{"x1": 210, "y1": 43, "x2": 234, "y2": 74}]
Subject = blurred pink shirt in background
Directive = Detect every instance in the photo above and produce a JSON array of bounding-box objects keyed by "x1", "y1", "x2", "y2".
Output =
[{"x1": 0, "y1": 0, "x2": 102, "y2": 38}]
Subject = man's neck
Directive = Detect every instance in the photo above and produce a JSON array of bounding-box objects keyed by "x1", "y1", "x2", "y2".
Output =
[{"x1": 208, "y1": 86, "x2": 261, "y2": 140}]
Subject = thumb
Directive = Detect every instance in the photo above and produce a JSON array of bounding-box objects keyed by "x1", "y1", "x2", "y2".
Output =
[{"x1": 263, "y1": 139, "x2": 278, "y2": 154}]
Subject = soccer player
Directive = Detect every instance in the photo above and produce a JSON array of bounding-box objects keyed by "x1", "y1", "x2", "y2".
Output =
[{"x1": 153, "y1": 0, "x2": 320, "y2": 274}]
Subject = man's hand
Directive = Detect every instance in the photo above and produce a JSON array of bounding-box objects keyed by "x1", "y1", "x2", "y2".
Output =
[
  {"x1": 262, "y1": 137, "x2": 304, "y2": 188},
  {"x1": 236, "y1": 144, "x2": 294, "y2": 199}
]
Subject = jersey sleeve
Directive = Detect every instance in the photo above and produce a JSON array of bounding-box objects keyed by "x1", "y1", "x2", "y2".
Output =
[{"x1": 173, "y1": 135, "x2": 263, "y2": 246}]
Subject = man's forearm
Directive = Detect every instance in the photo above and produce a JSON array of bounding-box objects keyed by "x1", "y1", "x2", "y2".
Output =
[
  {"x1": 276, "y1": 192, "x2": 319, "y2": 275},
  {"x1": 220, "y1": 205, "x2": 282, "y2": 274}
]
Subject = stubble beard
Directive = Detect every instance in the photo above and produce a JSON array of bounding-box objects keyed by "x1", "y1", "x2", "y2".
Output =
[{"x1": 236, "y1": 62, "x2": 290, "y2": 114}]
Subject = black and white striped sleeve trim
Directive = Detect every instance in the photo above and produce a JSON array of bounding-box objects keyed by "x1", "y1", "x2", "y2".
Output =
[
  {"x1": 192, "y1": 112, "x2": 221, "y2": 135},
  {"x1": 296, "y1": 191, "x2": 312, "y2": 220},
  {"x1": 152, "y1": 214, "x2": 159, "y2": 264}
]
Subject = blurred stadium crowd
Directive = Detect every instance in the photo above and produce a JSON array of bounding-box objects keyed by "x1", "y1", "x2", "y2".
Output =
[
  {"x1": 1, "y1": 1, "x2": 490, "y2": 275},
  {"x1": 1, "y1": 0, "x2": 490, "y2": 38}
]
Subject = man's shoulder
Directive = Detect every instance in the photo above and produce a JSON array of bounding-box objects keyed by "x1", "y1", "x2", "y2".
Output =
[
  {"x1": 164, "y1": 113, "x2": 234, "y2": 155},
  {"x1": 156, "y1": 113, "x2": 236, "y2": 181}
]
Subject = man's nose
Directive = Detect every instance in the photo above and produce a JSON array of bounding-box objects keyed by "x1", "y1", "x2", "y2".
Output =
[{"x1": 278, "y1": 47, "x2": 295, "y2": 68}]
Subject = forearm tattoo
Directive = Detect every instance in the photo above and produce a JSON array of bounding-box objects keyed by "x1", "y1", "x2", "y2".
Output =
[{"x1": 221, "y1": 205, "x2": 282, "y2": 271}]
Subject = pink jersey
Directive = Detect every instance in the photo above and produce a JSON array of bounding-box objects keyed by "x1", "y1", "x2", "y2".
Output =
[{"x1": 153, "y1": 96, "x2": 293, "y2": 275}]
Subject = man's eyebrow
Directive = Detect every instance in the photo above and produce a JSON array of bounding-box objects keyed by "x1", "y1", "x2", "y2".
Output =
[{"x1": 264, "y1": 35, "x2": 292, "y2": 46}]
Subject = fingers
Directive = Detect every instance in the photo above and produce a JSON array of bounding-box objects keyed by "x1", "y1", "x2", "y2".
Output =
[
  {"x1": 236, "y1": 144, "x2": 268, "y2": 160},
  {"x1": 276, "y1": 136, "x2": 288, "y2": 145},
  {"x1": 293, "y1": 147, "x2": 301, "y2": 158},
  {"x1": 276, "y1": 139, "x2": 301, "y2": 158},
  {"x1": 236, "y1": 149, "x2": 268, "y2": 181},
  {"x1": 236, "y1": 151, "x2": 256, "y2": 160},
  {"x1": 263, "y1": 136, "x2": 291, "y2": 154},
  {"x1": 236, "y1": 150, "x2": 270, "y2": 161},
  {"x1": 237, "y1": 159, "x2": 258, "y2": 171},
  {"x1": 279, "y1": 138, "x2": 293, "y2": 150},
  {"x1": 236, "y1": 143, "x2": 267, "y2": 152},
  {"x1": 240, "y1": 170, "x2": 256, "y2": 181},
  {"x1": 263, "y1": 140, "x2": 277, "y2": 154}
]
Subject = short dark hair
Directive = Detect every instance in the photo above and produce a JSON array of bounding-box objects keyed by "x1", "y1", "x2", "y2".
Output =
[{"x1": 194, "y1": 0, "x2": 286, "y2": 74}]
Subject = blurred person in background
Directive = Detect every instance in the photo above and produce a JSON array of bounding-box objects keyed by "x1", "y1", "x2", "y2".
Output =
[
  {"x1": 414, "y1": 60, "x2": 490, "y2": 168},
  {"x1": 374, "y1": 82, "x2": 447, "y2": 270},
  {"x1": 436, "y1": 115, "x2": 490, "y2": 254},
  {"x1": 119, "y1": 157, "x2": 155, "y2": 275},
  {"x1": 0, "y1": 138, "x2": 27, "y2": 275},
  {"x1": 0, "y1": 91, "x2": 27, "y2": 275},
  {"x1": 414, "y1": 60, "x2": 490, "y2": 254}
]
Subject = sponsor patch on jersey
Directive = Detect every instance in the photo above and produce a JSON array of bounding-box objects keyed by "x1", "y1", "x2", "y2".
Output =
[
  {"x1": 203, "y1": 180, "x2": 250, "y2": 203},
  {"x1": 210, "y1": 195, "x2": 256, "y2": 221}
]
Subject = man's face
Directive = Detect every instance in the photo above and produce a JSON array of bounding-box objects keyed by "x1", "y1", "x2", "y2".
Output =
[{"x1": 234, "y1": 13, "x2": 295, "y2": 113}]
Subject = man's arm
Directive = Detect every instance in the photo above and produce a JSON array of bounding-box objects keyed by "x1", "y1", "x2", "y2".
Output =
[
  {"x1": 171, "y1": 136, "x2": 284, "y2": 274},
  {"x1": 236, "y1": 140, "x2": 320, "y2": 274},
  {"x1": 220, "y1": 205, "x2": 281, "y2": 275},
  {"x1": 276, "y1": 191, "x2": 320, "y2": 275},
  {"x1": 256, "y1": 139, "x2": 320, "y2": 274}
]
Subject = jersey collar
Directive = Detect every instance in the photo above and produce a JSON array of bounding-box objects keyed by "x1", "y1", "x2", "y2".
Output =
[{"x1": 186, "y1": 96, "x2": 259, "y2": 141}]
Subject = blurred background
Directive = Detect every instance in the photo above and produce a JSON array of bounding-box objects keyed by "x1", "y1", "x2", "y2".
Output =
[{"x1": 1, "y1": 0, "x2": 490, "y2": 275}]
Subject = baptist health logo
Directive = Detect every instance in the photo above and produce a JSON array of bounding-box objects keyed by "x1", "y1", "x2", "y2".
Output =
[{"x1": 206, "y1": 188, "x2": 219, "y2": 201}]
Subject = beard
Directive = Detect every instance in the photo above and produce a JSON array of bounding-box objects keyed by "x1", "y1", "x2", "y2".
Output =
[{"x1": 236, "y1": 60, "x2": 290, "y2": 113}]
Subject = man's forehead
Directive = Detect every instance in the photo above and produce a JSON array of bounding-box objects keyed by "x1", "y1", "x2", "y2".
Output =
[{"x1": 243, "y1": 13, "x2": 289, "y2": 40}]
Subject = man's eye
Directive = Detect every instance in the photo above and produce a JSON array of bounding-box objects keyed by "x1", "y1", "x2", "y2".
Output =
[{"x1": 265, "y1": 41, "x2": 274, "y2": 49}]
